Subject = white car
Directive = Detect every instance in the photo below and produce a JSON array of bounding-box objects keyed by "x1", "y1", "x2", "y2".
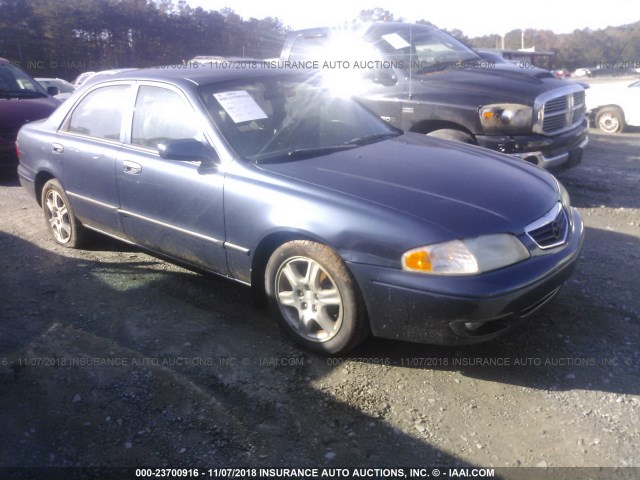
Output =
[
  {"x1": 35, "y1": 77, "x2": 75, "y2": 100},
  {"x1": 573, "y1": 68, "x2": 592, "y2": 78},
  {"x1": 586, "y1": 79, "x2": 640, "y2": 133},
  {"x1": 71, "y1": 71, "x2": 96, "y2": 87}
]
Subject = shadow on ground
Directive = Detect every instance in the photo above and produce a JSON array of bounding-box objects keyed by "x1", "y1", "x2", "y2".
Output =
[{"x1": 0, "y1": 234, "x2": 475, "y2": 470}]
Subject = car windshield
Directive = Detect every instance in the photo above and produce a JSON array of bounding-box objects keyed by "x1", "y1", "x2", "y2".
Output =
[
  {"x1": 0, "y1": 63, "x2": 48, "y2": 97},
  {"x1": 366, "y1": 26, "x2": 480, "y2": 73},
  {"x1": 199, "y1": 76, "x2": 401, "y2": 162}
]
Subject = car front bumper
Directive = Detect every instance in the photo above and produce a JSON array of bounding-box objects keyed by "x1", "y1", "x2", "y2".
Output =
[
  {"x1": 348, "y1": 208, "x2": 584, "y2": 346},
  {"x1": 476, "y1": 118, "x2": 589, "y2": 171}
]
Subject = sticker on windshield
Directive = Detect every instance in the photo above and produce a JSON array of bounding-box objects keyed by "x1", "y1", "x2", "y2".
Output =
[
  {"x1": 213, "y1": 90, "x2": 268, "y2": 123},
  {"x1": 381, "y1": 33, "x2": 411, "y2": 50}
]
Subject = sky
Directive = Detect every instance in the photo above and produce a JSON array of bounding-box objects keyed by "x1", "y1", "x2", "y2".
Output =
[{"x1": 187, "y1": 0, "x2": 638, "y2": 37}]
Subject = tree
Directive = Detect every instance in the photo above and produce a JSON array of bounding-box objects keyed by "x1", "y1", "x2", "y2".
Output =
[{"x1": 357, "y1": 8, "x2": 394, "y2": 23}]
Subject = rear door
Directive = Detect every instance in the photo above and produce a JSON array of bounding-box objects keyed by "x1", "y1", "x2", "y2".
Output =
[
  {"x1": 116, "y1": 83, "x2": 227, "y2": 273},
  {"x1": 57, "y1": 83, "x2": 132, "y2": 237}
]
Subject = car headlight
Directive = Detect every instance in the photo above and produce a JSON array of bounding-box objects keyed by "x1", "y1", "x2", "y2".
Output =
[
  {"x1": 402, "y1": 234, "x2": 530, "y2": 275},
  {"x1": 479, "y1": 103, "x2": 533, "y2": 134}
]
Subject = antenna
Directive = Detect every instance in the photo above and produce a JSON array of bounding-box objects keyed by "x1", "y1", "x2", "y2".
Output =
[{"x1": 408, "y1": 24, "x2": 413, "y2": 100}]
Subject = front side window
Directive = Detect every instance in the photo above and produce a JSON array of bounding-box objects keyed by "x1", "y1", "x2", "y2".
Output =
[
  {"x1": 66, "y1": 85, "x2": 130, "y2": 141},
  {"x1": 366, "y1": 25, "x2": 479, "y2": 72},
  {"x1": 131, "y1": 86, "x2": 201, "y2": 151}
]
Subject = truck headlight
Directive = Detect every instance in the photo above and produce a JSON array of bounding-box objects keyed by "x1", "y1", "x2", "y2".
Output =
[
  {"x1": 479, "y1": 103, "x2": 533, "y2": 134},
  {"x1": 402, "y1": 234, "x2": 530, "y2": 275}
]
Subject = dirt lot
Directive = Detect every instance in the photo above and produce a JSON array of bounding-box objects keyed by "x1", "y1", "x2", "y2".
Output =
[{"x1": 0, "y1": 130, "x2": 639, "y2": 479}]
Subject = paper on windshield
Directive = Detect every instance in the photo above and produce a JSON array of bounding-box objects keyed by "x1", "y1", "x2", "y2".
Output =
[
  {"x1": 381, "y1": 33, "x2": 411, "y2": 50},
  {"x1": 213, "y1": 90, "x2": 268, "y2": 123}
]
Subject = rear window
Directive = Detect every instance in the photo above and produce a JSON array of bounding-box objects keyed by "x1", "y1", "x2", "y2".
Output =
[{"x1": 64, "y1": 85, "x2": 130, "y2": 141}]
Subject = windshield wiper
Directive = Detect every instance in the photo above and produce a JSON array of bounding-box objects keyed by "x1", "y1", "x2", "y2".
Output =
[
  {"x1": 257, "y1": 144, "x2": 358, "y2": 164},
  {"x1": 346, "y1": 132, "x2": 401, "y2": 146}
]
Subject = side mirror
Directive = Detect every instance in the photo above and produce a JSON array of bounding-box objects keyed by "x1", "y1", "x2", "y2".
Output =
[
  {"x1": 369, "y1": 69, "x2": 397, "y2": 87},
  {"x1": 47, "y1": 86, "x2": 59, "y2": 96},
  {"x1": 158, "y1": 138, "x2": 218, "y2": 165}
]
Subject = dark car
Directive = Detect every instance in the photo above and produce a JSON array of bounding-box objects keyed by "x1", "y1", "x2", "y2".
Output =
[
  {"x1": 280, "y1": 23, "x2": 589, "y2": 171},
  {"x1": 17, "y1": 67, "x2": 584, "y2": 354},
  {"x1": 0, "y1": 58, "x2": 60, "y2": 170}
]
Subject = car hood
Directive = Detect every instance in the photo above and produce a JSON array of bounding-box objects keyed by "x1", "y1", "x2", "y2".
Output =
[
  {"x1": 258, "y1": 133, "x2": 559, "y2": 238},
  {"x1": 0, "y1": 96, "x2": 60, "y2": 133},
  {"x1": 413, "y1": 64, "x2": 569, "y2": 104}
]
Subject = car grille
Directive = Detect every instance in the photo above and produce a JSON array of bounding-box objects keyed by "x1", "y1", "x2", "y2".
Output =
[
  {"x1": 536, "y1": 88, "x2": 586, "y2": 135},
  {"x1": 525, "y1": 203, "x2": 569, "y2": 250}
]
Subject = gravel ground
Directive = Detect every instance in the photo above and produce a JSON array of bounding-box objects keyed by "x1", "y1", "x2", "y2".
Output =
[{"x1": 0, "y1": 129, "x2": 638, "y2": 479}]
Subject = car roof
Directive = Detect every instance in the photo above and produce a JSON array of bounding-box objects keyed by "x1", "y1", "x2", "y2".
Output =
[{"x1": 90, "y1": 64, "x2": 313, "y2": 88}]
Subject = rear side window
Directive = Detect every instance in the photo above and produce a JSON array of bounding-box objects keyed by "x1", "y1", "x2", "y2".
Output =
[
  {"x1": 131, "y1": 86, "x2": 201, "y2": 151},
  {"x1": 65, "y1": 85, "x2": 130, "y2": 141}
]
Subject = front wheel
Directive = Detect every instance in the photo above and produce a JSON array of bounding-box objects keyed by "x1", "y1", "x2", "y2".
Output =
[
  {"x1": 265, "y1": 240, "x2": 369, "y2": 354},
  {"x1": 595, "y1": 107, "x2": 624, "y2": 134},
  {"x1": 426, "y1": 129, "x2": 475, "y2": 143},
  {"x1": 41, "y1": 179, "x2": 88, "y2": 248}
]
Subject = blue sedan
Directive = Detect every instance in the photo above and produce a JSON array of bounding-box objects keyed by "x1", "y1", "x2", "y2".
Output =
[{"x1": 17, "y1": 67, "x2": 584, "y2": 354}]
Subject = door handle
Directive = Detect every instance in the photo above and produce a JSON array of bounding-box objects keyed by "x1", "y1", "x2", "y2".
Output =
[
  {"x1": 52, "y1": 143, "x2": 64, "y2": 154},
  {"x1": 123, "y1": 160, "x2": 142, "y2": 175}
]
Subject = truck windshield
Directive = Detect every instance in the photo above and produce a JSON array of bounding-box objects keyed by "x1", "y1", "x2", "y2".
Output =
[
  {"x1": 365, "y1": 25, "x2": 480, "y2": 72},
  {"x1": 199, "y1": 75, "x2": 401, "y2": 163}
]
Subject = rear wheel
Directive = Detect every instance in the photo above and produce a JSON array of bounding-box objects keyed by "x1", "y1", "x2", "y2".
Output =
[
  {"x1": 595, "y1": 107, "x2": 624, "y2": 134},
  {"x1": 41, "y1": 179, "x2": 88, "y2": 248},
  {"x1": 265, "y1": 240, "x2": 369, "y2": 354}
]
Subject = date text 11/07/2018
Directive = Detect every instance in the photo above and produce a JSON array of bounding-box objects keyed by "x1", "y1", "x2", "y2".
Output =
[{"x1": 135, "y1": 467, "x2": 497, "y2": 478}]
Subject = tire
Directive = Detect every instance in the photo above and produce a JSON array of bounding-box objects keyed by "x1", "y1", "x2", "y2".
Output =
[
  {"x1": 595, "y1": 107, "x2": 624, "y2": 134},
  {"x1": 426, "y1": 129, "x2": 475, "y2": 143},
  {"x1": 264, "y1": 240, "x2": 369, "y2": 354},
  {"x1": 41, "y1": 179, "x2": 88, "y2": 248}
]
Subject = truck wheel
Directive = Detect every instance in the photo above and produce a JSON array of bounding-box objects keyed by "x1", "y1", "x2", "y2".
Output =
[
  {"x1": 595, "y1": 107, "x2": 624, "y2": 134},
  {"x1": 264, "y1": 240, "x2": 369, "y2": 354},
  {"x1": 427, "y1": 129, "x2": 475, "y2": 143}
]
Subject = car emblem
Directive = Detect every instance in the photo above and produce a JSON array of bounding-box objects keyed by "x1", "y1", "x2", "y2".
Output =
[{"x1": 552, "y1": 219, "x2": 562, "y2": 239}]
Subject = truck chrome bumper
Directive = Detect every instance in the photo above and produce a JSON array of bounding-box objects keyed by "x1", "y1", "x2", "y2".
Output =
[{"x1": 513, "y1": 137, "x2": 588, "y2": 169}]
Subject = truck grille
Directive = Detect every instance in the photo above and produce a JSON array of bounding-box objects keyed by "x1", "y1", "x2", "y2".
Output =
[
  {"x1": 534, "y1": 86, "x2": 586, "y2": 135},
  {"x1": 525, "y1": 203, "x2": 569, "y2": 250}
]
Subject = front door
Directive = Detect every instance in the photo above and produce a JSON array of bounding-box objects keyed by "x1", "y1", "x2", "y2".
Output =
[{"x1": 116, "y1": 84, "x2": 227, "y2": 273}]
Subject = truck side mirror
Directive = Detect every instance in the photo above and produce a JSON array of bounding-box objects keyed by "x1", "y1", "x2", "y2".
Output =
[{"x1": 369, "y1": 69, "x2": 397, "y2": 87}]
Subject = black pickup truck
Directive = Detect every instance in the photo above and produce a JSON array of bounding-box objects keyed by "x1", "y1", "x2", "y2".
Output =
[{"x1": 280, "y1": 23, "x2": 588, "y2": 170}]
